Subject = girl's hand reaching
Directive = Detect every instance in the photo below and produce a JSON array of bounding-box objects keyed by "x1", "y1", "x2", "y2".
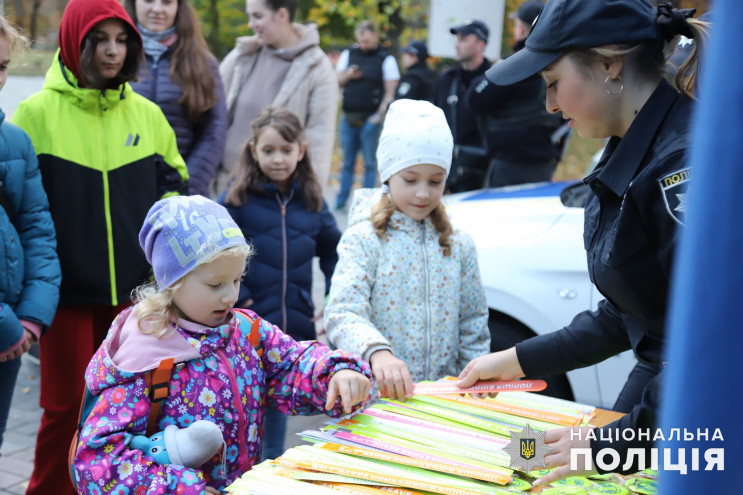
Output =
[
  {"x1": 369, "y1": 350, "x2": 413, "y2": 401},
  {"x1": 325, "y1": 369, "x2": 371, "y2": 414}
]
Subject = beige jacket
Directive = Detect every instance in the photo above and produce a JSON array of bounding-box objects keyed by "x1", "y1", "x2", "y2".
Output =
[{"x1": 219, "y1": 23, "x2": 338, "y2": 191}]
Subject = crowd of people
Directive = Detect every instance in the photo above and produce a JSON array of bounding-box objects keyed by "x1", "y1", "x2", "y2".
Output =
[{"x1": 0, "y1": 0, "x2": 715, "y2": 492}]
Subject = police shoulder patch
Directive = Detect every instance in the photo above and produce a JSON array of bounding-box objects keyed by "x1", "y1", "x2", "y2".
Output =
[{"x1": 658, "y1": 167, "x2": 691, "y2": 225}]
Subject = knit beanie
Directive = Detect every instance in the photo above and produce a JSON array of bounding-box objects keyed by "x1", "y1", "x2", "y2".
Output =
[
  {"x1": 139, "y1": 195, "x2": 247, "y2": 289},
  {"x1": 376, "y1": 99, "x2": 453, "y2": 184}
]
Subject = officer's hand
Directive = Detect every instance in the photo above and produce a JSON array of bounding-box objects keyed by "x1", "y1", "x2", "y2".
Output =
[
  {"x1": 534, "y1": 426, "x2": 598, "y2": 486},
  {"x1": 456, "y1": 347, "x2": 525, "y2": 396}
]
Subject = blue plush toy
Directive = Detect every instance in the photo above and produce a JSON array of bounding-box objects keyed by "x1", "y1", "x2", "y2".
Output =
[{"x1": 130, "y1": 420, "x2": 224, "y2": 468}]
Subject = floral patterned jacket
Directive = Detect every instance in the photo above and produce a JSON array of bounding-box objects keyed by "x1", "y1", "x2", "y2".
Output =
[
  {"x1": 73, "y1": 306, "x2": 371, "y2": 494},
  {"x1": 324, "y1": 188, "x2": 490, "y2": 382}
]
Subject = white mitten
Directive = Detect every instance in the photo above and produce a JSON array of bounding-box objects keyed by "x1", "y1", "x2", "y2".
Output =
[{"x1": 163, "y1": 420, "x2": 224, "y2": 468}]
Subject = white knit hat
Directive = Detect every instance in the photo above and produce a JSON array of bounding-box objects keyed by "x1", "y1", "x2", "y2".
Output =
[{"x1": 376, "y1": 99, "x2": 453, "y2": 184}]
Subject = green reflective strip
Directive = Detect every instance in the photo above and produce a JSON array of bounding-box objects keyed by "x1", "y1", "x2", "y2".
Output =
[{"x1": 102, "y1": 169, "x2": 117, "y2": 306}]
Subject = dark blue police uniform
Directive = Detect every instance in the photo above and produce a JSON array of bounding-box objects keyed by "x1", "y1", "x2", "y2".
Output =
[{"x1": 516, "y1": 79, "x2": 693, "y2": 473}]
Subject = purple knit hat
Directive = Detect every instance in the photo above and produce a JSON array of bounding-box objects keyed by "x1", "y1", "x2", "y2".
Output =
[{"x1": 139, "y1": 195, "x2": 247, "y2": 289}]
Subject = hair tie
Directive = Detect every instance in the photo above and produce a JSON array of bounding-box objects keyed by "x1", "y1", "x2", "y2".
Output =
[
  {"x1": 380, "y1": 183, "x2": 390, "y2": 195},
  {"x1": 656, "y1": 2, "x2": 696, "y2": 42}
]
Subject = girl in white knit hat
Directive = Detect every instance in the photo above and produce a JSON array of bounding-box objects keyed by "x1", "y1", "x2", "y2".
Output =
[{"x1": 325, "y1": 99, "x2": 490, "y2": 400}]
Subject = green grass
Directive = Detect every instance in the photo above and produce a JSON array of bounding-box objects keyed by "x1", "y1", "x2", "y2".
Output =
[
  {"x1": 554, "y1": 134, "x2": 605, "y2": 181},
  {"x1": 8, "y1": 49, "x2": 55, "y2": 77}
]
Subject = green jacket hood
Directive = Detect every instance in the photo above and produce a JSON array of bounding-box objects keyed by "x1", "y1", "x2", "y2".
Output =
[{"x1": 43, "y1": 50, "x2": 131, "y2": 111}]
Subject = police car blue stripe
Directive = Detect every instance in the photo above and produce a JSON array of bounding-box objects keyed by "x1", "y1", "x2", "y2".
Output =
[{"x1": 461, "y1": 181, "x2": 575, "y2": 202}]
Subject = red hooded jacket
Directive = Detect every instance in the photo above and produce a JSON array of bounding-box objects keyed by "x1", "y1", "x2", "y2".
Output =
[{"x1": 58, "y1": 0, "x2": 142, "y2": 80}]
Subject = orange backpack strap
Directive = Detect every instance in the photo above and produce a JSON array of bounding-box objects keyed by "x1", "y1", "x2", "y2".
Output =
[
  {"x1": 234, "y1": 309, "x2": 264, "y2": 357},
  {"x1": 144, "y1": 357, "x2": 174, "y2": 437}
]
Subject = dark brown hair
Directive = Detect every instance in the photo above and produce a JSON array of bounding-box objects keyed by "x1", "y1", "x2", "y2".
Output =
[
  {"x1": 262, "y1": 0, "x2": 298, "y2": 22},
  {"x1": 124, "y1": 0, "x2": 218, "y2": 123},
  {"x1": 78, "y1": 20, "x2": 142, "y2": 89},
  {"x1": 224, "y1": 107, "x2": 323, "y2": 212},
  {"x1": 371, "y1": 193, "x2": 453, "y2": 256}
]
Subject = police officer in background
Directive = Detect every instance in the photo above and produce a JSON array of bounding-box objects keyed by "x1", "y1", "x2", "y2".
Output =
[
  {"x1": 467, "y1": 0, "x2": 569, "y2": 188},
  {"x1": 435, "y1": 19, "x2": 492, "y2": 193},
  {"x1": 394, "y1": 41, "x2": 437, "y2": 102},
  {"x1": 335, "y1": 21, "x2": 400, "y2": 210}
]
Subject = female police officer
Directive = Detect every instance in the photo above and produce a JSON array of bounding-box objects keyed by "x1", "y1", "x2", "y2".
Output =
[{"x1": 456, "y1": 0, "x2": 707, "y2": 484}]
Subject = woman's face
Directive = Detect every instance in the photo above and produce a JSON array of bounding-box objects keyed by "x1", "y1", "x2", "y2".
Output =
[
  {"x1": 135, "y1": 0, "x2": 179, "y2": 32},
  {"x1": 541, "y1": 55, "x2": 618, "y2": 140},
  {"x1": 91, "y1": 18, "x2": 129, "y2": 81},
  {"x1": 246, "y1": 0, "x2": 282, "y2": 47}
]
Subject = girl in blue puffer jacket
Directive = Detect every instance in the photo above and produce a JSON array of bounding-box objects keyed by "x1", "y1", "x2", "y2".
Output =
[
  {"x1": 219, "y1": 107, "x2": 342, "y2": 460},
  {"x1": 0, "y1": 16, "x2": 61, "y2": 451}
]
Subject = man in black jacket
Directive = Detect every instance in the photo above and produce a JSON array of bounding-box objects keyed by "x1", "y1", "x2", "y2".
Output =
[
  {"x1": 467, "y1": 0, "x2": 568, "y2": 187},
  {"x1": 434, "y1": 19, "x2": 492, "y2": 193},
  {"x1": 394, "y1": 41, "x2": 437, "y2": 102}
]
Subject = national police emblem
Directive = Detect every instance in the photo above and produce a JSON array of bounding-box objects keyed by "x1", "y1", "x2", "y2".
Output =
[
  {"x1": 659, "y1": 167, "x2": 691, "y2": 225},
  {"x1": 520, "y1": 438, "x2": 536, "y2": 460},
  {"x1": 504, "y1": 423, "x2": 551, "y2": 472}
]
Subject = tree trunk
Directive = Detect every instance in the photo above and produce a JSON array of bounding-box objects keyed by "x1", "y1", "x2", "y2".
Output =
[
  {"x1": 208, "y1": 0, "x2": 220, "y2": 56},
  {"x1": 12, "y1": 0, "x2": 25, "y2": 29},
  {"x1": 29, "y1": 0, "x2": 42, "y2": 48}
]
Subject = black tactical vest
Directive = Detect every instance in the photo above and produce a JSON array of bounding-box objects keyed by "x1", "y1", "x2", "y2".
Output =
[{"x1": 342, "y1": 46, "x2": 388, "y2": 114}]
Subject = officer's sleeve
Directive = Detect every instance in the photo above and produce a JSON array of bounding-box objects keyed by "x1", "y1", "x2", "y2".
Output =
[
  {"x1": 590, "y1": 370, "x2": 662, "y2": 474},
  {"x1": 516, "y1": 299, "x2": 633, "y2": 377}
]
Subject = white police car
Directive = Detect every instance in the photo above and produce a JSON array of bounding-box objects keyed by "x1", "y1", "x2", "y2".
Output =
[{"x1": 446, "y1": 181, "x2": 636, "y2": 409}]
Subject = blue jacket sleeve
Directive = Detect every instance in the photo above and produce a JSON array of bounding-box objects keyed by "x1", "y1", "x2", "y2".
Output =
[
  {"x1": 185, "y1": 56, "x2": 228, "y2": 196},
  {"x1": 315, "y1": 199, "x2": 341, "y2": 294},
  {"x1": 12, "y1": 130, "x2": 61, "y2": 332}
]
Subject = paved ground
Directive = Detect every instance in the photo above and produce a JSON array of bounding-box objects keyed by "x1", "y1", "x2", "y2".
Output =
[{"x1": 0, "y1": 76, "x2": 354, "y2": 493}]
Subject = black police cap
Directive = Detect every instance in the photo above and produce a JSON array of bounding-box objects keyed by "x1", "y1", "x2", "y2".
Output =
[{"x1": 487, "y1": 0, "x2": 658, "y2": 86}]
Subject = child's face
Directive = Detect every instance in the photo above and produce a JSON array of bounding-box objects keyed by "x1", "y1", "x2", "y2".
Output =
[
  {"x1": 388, "y1": 164, "x2": 446, "y2": 222},
  {"x1": 251, "y1": 125, "x2": 305, "y2": 192},
  {"x1": 90, "y1": 18, "x2": 129, "y2": 81},
  {"x1": 172, "y1": 252, "x2": 247, "y2": 327},
  {"x1": 0, "y1": 35, "x2": 9, "y2": 92}
]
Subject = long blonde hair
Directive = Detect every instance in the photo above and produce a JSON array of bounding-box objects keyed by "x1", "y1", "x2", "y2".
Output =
[
  {"x1": 569, "y1": 16, "x2": 708, "y2": 99},
  {"x1": 371, "y1": 193, "x2": 453, "y2": 256},
  {"x1": 0, "y1": 16, "x2": 29, "y2": 54},
  {"x1": 132, "y1": 245, "x2": 252, "y2": 338}
]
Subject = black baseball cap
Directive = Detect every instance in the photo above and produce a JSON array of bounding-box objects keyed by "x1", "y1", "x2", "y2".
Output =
[
  {"x1": 509, "y1": 0, "x2": 545, "y2": 26},
  {"x1": 487, "y1": 0, "x2": 658, "y2": 86},
  {"x1": 401, "y1": 41, "x2": 429, "y2": 60},
  {"x1": 450, "y1": 19, "x2": 489, "y2": 43}
]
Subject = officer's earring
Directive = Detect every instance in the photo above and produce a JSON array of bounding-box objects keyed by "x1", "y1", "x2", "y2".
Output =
[{"x1": 605, "y1": 75, "x2": 624, "y2": 96}]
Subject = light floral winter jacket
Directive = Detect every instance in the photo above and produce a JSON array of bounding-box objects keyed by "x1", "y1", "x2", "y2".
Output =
[
  {"x1": 73, "y1": 306, "x2": 371, "y2": 494},
  {"x1": 324, "y1": 188, "x2": 490, "y2": 382}
]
